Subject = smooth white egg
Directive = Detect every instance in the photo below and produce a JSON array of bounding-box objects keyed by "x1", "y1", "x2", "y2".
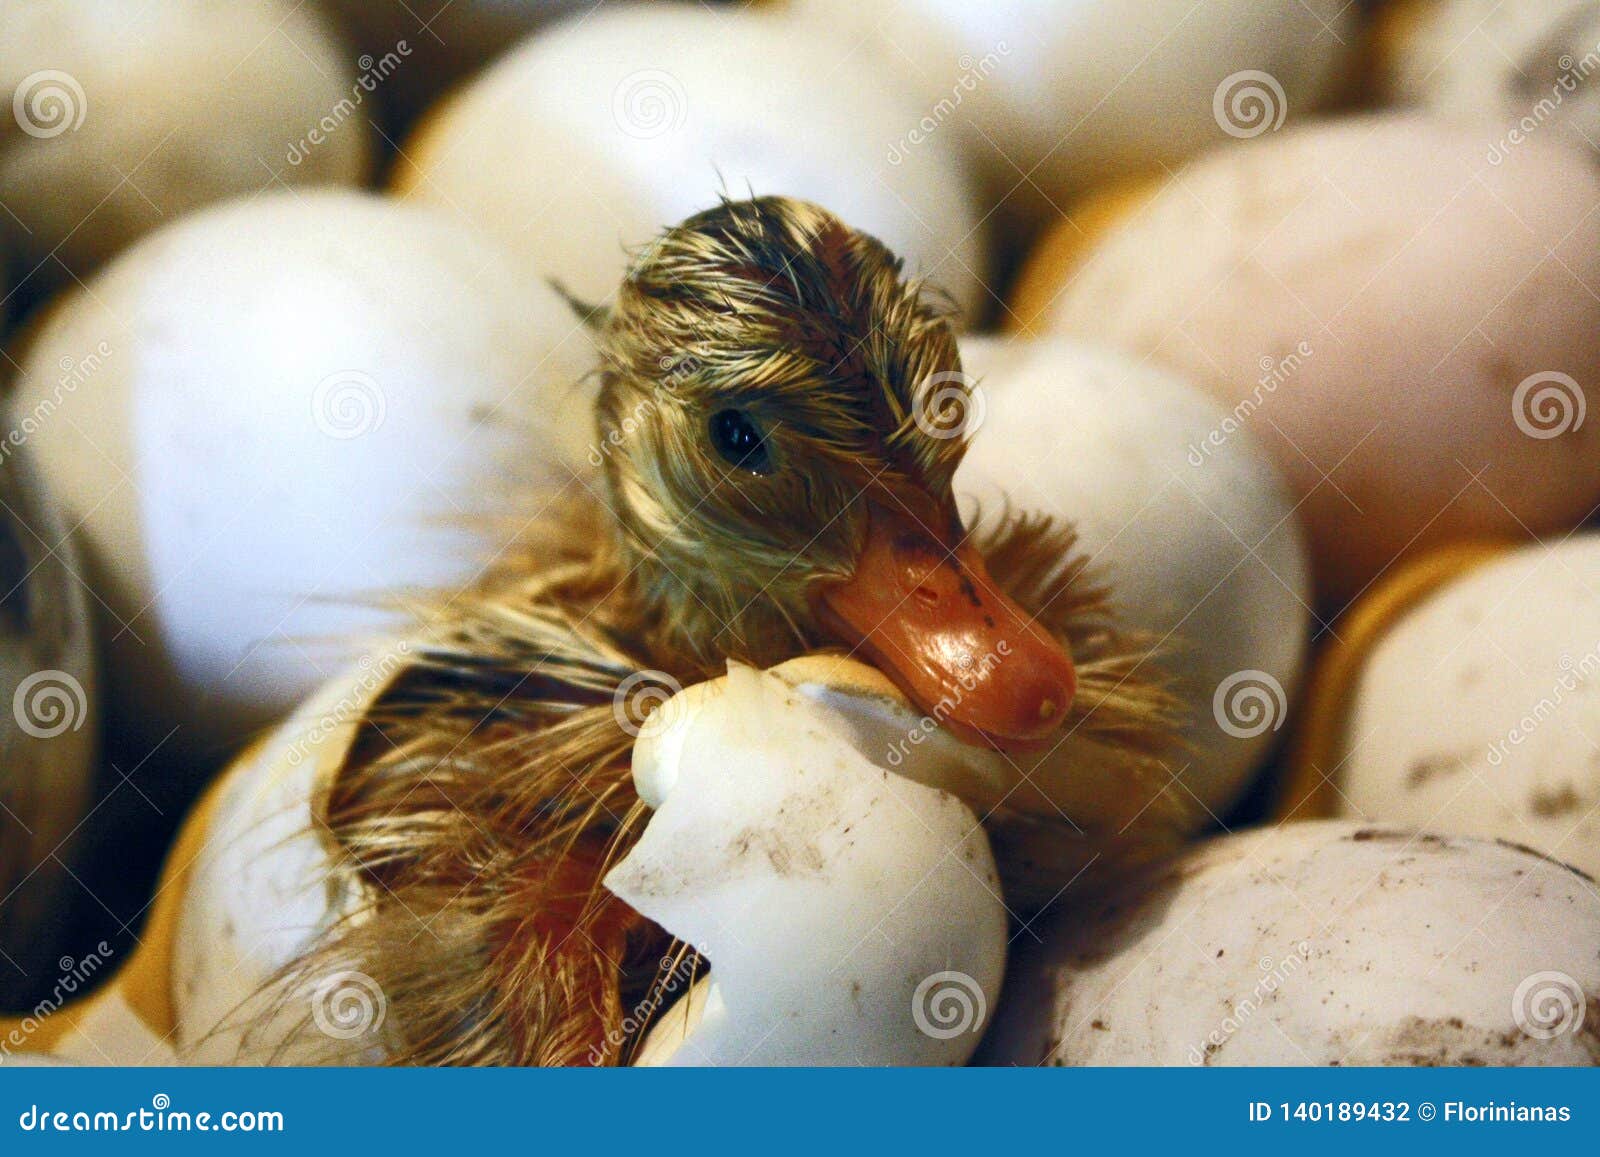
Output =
[
  {"x1": 1336, "y1": 537, "x2": 1600, "y2": 880},
  {"x1": 393, "y1": 5, "x2": 988, "y2": 321},
  {"x1": 4, "y1": 190, "x2": 597, "y2": 758},
  {"x1": 983, "y1": 821, "x2": 1600, "y2": 1066},
  {"x1": 956, "y1": 336, "x2": 1310, "y2": 815},
  {"x1": 0, "y1": 0, "x2": 369, "y2": 293},
  {"x1": 786, "y1": 0, "x2": 1355, "y2": 241}
]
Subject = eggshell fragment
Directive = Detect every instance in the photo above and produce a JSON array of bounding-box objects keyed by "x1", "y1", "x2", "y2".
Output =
[
  {"x1": 4, "y1": 191, "x2": 597, "y2": 757},
  {"x1": 983, "y1": 821, "x2": 1600, "y2": 1066},
  {"x1": 1334, "y1": 537, "x2": 1600, "y2": 880},
  {"x1": 0, "y1": 0, "x2": 368, "y2": 294},
  {"x1": 610, "y1": 663, "x2": 1007, "y2": 1066},
  {"x1": 955, "y1": 337, "x2": 1310, "y2": 814},
  {"x1": 393, "y1": 5, "x2": 987, "y2": 320},
  {"x1": 787, "y1": 0, "x2": 1355, "y2": 240},
  {"x1": 1036, "y1": 115, "x2": 1600, "y2": 605},
  {"x1": 0, "y1": 445, "x2": 97, "y2": 992}
]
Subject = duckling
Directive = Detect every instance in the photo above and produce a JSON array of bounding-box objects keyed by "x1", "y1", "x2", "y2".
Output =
[{"x1": 271, "y1": 196, "x2": 1193, "y2": 1066}]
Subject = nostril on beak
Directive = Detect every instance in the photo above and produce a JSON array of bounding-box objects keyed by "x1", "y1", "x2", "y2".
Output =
[{"x1": 912, "y1": 584, "x2": 940, "y2": 608}]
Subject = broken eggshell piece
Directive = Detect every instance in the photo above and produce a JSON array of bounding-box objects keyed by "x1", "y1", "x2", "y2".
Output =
[{"x1": 606, "y1": 661, "x2": 1007, "y2": 1066}]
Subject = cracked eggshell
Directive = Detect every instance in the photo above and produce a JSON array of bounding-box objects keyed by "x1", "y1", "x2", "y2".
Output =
[
  {"x1": 786, "y1": 0, "x2": 1355, "y2": 240},
  {"x1": 1036, "y1": 115, "x2": 1600, "y2": 606},
  {"x1": 1378, "y1": 0, "x2": 1600, "y2": 162},
  {"x1": 4, "y1": 190, "x2": 597, "y2": 758},
  {"x1": 392, "y1": 5, "x2": 986, "y2": 322},
  {"x1": 608, "y1": 662, "x2": 1007, "y2": 1066},
  {"x1": 955, "y1": 336, "x2": 1310, "y2": 815},
  {"x1": 1334, "y1": 537, "x2": 1600, "y2": 880},
  {"x1": 0, "y1": 0, "x2": 368, "y2": 293},
  {"x1": 982, "y1": 820, "x2": 1600, "y2": 1066}
]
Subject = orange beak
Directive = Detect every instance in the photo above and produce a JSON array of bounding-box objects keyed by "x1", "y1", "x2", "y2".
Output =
[{"x1": 814, "y1": 493, "x2": 1077, "y2": 754}]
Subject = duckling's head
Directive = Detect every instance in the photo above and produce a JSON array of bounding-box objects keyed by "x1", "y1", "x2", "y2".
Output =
[{"x1": 591, "y1": 196, "x2": 1076, "y2": 752}]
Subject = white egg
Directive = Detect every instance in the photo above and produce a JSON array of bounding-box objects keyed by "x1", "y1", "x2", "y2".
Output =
[
  {"x1": 4, "y1": 190, "x2": 597, "y2": 758},
  {"x1": 0, "y1": 0, "x2": 369, "y2": 293},
  {"x1": 1335, "y1": 537, "x2": 1600, "y2": 880},
  {"x1": 1381, "y1": 0, "x2": 1600, "y2": 163},
  {"x1": 983, "y1": 820, "x2": 1600, "y2": 1066},
  {"x1": 786, "y1": 0, "x2": 1356, "y2": 240},
  {"x1": 393, "y1": 5, "x2": 988, "y2": 321},
  {"x1": 955, "y1": 336, "x2": 1310, "y2": 815},
  {"x1": 612, "y1": 662, "x2": 1007, "y2": 1066},
  {"x1": 0, "y1": 445, "x2": 96, "y2": 989}
]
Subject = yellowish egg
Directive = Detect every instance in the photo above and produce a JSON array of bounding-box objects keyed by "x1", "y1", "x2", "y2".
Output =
[
  {"x1": 0, "y1": 0, "x2": 369, "y2": 293},
  {"x1": 1031, "y1": 115, "x2": 1600, "y2": 607},
  {"x1": 786, "y1": 0, "x2": 1357, "y2": 242}
]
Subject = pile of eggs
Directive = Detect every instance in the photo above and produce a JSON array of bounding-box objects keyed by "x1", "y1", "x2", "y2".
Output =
[{"x1": 1, "y1": 0, "x2": 1598, "y2": 1066}]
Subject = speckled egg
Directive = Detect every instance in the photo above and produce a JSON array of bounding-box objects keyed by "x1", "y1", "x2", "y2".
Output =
[
  {"x1": 1329, "y1": 537, "x2": 1600, "y2": 880},
  {"x1": 786, "y1": 0, "x2": 1356, "y2": 241},
  {"x1": 0, "y1": 0, "x2": 368, "y2": 295},
  {"x1": 955, "y1": 336, "x2": 1310, "y2": 814},
  {"x1": 1378, "y1": 0, "x2": 1600, "y2": 164},
  {"x1": 3, "y1": 190, "x2": 596, "y2": 758},
  {"x1": 1033, "y1": 115, "x2": 1600, "y2": 606},
  {"x1": 982, "y1": 820, "x2": 1600, "y2": 1066},
  {"x1": 393, "y1": 5, "x2": 987, "y2": 321}
]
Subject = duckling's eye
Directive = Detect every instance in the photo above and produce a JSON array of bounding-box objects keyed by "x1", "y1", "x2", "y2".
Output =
[{"x1": 708, "y1": 409, "x2": 772, "y2": 474}]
